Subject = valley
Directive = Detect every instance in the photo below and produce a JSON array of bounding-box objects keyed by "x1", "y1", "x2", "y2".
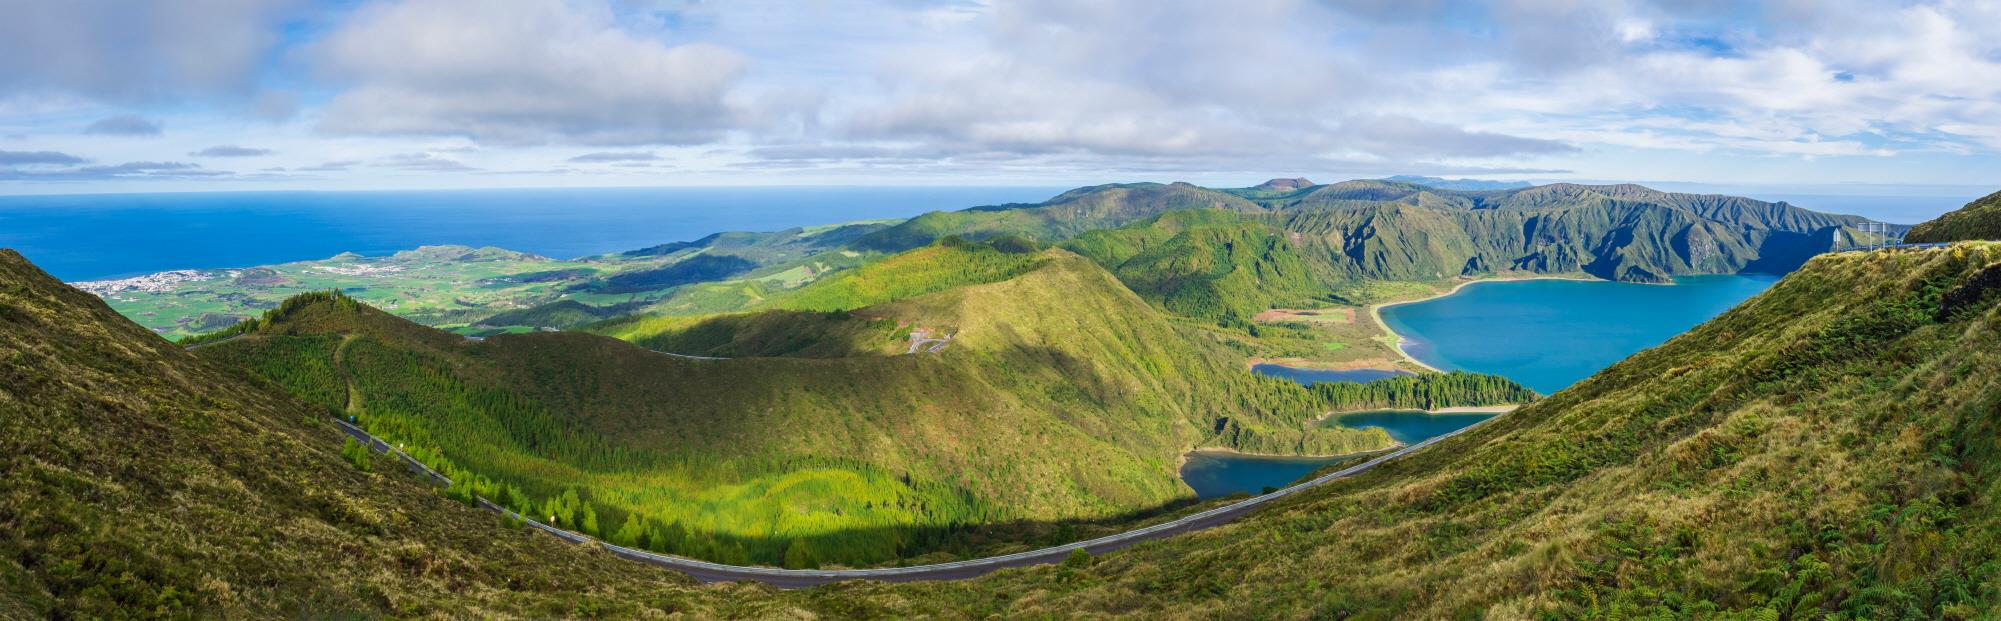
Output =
[
  {"x1": 14, "y1": 177, "x2": 1977, "y2": 617},
  {"x1": 48, "y1": 177, "x2": 1901, "y2": 572},
  {"x1": 12, "y1": 236, "x2": 2001, "y2": 616},
  {"x1": 10, "y1": 3, "x2": 2001, "y2": 616}
]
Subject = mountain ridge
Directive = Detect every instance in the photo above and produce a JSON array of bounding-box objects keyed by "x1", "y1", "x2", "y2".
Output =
[
  {"x1": 1907, "y1": 190, "x2": 2001, "y2": 243},
  {"x1": 191, "y1": 245, "x2": 1431, "y2": 567}
]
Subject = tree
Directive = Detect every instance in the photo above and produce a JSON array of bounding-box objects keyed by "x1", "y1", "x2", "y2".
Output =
[
  {"x1": 612, "y1": 514, "x2": 647, "y2": 548},
  {"x1": 782, "y1": 539, "x2": 819, "y2": 569},
  {"x1": 580, "y1": 503, "x2": 600, "y2": 537},
  {"x1": 341, "y1": 437, "x2": 372, "y2": 472}
]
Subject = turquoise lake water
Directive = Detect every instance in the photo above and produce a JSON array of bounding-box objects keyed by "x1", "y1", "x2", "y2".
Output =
[
  {"x1": 1250, "y1": 364, "x2": 1413, "y2": 385},
  {"x1": 1180, "y1": 451, "x2": 1355, "y2": 499},
  {"x1": 1184, "y1": 273, "x2": 1780, "y2": 497},
  {"x1": 1324, "y1": 410, "x2": 1498, "y2": 444},
  {"x1": 1178, "y1": 409, "x2": 1501, "y2": 498},
  {"x1": 1380, "y1": 275, "x2": 1780, "y2": 394}
]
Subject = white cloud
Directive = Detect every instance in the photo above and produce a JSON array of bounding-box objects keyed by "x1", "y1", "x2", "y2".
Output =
[
  {"x1": 0, "y1": 0, "x2": 297, "y2": 103},
  {"x1": 3, "y1": 0, "x2": 2001, "y2": 189},
  {"x1": 191, "y1": 145, "x2": 274, "y2": 157},
  {"x1": 313, "y1": 0, "x2": 755, "y2": 145},
  {"x1": 0, "y1": 150, "x2": 87, "y2": 165},
  {"x1": 84, "y1": 114, "x2": 164, "y2": 136}
]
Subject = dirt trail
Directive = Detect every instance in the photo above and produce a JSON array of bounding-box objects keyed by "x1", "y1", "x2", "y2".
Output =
[{"x1": 333, "y1": 334, "x2": 364, "y2": 416}]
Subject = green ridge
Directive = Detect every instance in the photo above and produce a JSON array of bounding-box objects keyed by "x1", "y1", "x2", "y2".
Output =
[
  {"x1": 809, "y1": 243, "x2": 2001, "y2": 618},
  {"x1": 1906, "y1": 190, "x2": 2001, "y2": 243},
  {"x1": 0, "y1": 249, "x2": 768, "y2": 618},
  {"x1": 194, "y1": 249, "x2": 1431, "y2": 567}
]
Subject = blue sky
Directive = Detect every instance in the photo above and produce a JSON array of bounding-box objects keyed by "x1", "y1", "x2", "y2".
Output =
[{"x1": 0, "y1": 0, "x2": 1997, "y2": 204}]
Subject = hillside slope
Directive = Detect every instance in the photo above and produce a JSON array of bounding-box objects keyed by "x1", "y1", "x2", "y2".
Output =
[
  {"x1": 812, "y1": 242, "x2": 2001, "y2": 618},
  {"x1": 1264, "y1": 181, "x2": 1883, "y2": 283},
  {"x1": 196, "y1": 249, "x2": 1416, "y2": 567},
  {"x1": 852, "y1": 182, "x2": 1264, "y2": 252},
  {"x1": 1062, "y1": 209, "x2": 1337, "y2": 323},
  {"x1": 1906, "y1": 190, "x2": 2001, "y2": 243},
  {"x1": 0, "y1": 250, "x2": 803, "y2": 618}
]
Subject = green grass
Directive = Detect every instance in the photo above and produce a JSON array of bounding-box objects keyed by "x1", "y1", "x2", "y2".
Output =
[
  {"x1": 14, "y1": 240, "x2": 2001, "y2": 617},
  {"x1": 198, "y1": 251, "x2": 1414, "y2": 568},
  {"x1": 0, "y1": 249, "x2": 789, "y2": 618},
  {"x1": 1906, "y1": 189, "x2": 2001, "y2": 243},
  {"x1": 1064, "y1": 209, "x2": 1338, "y2": 324},
  {"x1": 797, "y1": 242, "x2": 2001, "y2": 618},
  {"x1": 771, "y1": 236, "x2": 1046, "y2": 312}
]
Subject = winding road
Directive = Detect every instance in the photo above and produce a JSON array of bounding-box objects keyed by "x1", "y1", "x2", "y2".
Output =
[{"x1": 331, "y1": 408, "x2": 1500, "y2": 588}]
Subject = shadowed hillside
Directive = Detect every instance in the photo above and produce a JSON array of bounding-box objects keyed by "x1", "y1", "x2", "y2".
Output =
[{"x1": 0, "y1": 249, "x2": 805, "y2": 618}]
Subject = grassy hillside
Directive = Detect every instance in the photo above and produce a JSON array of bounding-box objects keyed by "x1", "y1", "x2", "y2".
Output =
[
  {"x1": 0, "y1": 249, "x2": 820, "y2": 618},
  {"x1": 197, "y1": 250, "x2": 1436, "y2": 568},
  {"x1": 1906, "y1": 190, "x2": 2001, "y2": 243},
  {"x1": 809, "y1": 242, "x2": 2001, "y2": 618},
  {"x1": 852, "y1": 182, "x2": 1264, "y2": 252},
  {"x1": 591, "y1": 236, "x2": 1047, "y2": 347},
  {"x1": 1064, "y1": 209, "x2": 1338, "y2": 324},
  {"x1": 473, "y1": 298, "x2": 621, "y2": 330},
  {"x1": 17, "y1": 237, "x2": 1990, "y2": 617}
]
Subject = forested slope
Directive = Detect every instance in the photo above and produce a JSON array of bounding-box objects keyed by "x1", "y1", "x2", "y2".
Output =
[
  {"x1": 193, "y1": 248, "x2": 1426, "y2": 568},
  {"x1": 0, "y1": 250, "x2": 798, "y2": 618},
  {"x1": 852, "y1": 182, "x2": 1264, "y2": 252},
  {"x1": 1062, "y1": 209, "x2": 1337, "y2": 323},
  {"x1": 811, "y1": 242, "x2": 2001, "y2": 618}
]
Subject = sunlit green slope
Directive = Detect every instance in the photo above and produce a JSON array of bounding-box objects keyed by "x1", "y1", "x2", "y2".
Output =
[
  {"x1": 194, "y1": 247, "x2": 1427, "y2": 567},
  {"x1": 812, "y1": 242, "x2": 2001, "y2": 619},
  {"x1": 1906, "y1": 190, "x2": 2001, "y2": 243}
]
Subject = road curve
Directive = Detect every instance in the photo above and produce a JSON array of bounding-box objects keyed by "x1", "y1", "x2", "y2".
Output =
[{"x1": 330, "y1": 409, "x2": 1503, "y2": 588}]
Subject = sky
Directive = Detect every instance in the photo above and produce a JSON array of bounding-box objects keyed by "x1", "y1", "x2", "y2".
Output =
[{"x1": 0, "y1": 0, "x2": 1997, "y2": 200}]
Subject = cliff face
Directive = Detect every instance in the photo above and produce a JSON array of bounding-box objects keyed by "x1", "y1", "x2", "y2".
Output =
[
  {"x1": 1265, "y1": 181, "x2": 1877, "y2": 282},
  {"x1": 866, "y1": 179, "x2": 1889, "y2": 285}
]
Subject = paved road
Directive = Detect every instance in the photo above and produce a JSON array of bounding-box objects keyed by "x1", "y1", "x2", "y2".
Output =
[{"x1": 332, "y1": 407, "x2": 1503, "y2": 588}]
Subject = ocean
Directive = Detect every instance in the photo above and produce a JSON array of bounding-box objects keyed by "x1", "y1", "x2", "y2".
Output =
[{"x1": 0, "y1": 186, "x2": 1066, "y2": 281}]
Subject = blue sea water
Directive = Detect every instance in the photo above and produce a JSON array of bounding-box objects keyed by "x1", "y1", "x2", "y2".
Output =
[
  {"x1": 1249, "y1": 363, "x2": 1413, "y2": 385},
  {"x1": 1380, "y1": 275, "x2": 1781, "y2": 394},
  {"x1": 0, "y1": 186, "x2": 1065, "y2": 281}
]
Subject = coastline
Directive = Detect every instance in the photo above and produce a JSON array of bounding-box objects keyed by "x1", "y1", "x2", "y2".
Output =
[{"x1": 1368, "y1": 274, "x2": 1602, "y2": 373}]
